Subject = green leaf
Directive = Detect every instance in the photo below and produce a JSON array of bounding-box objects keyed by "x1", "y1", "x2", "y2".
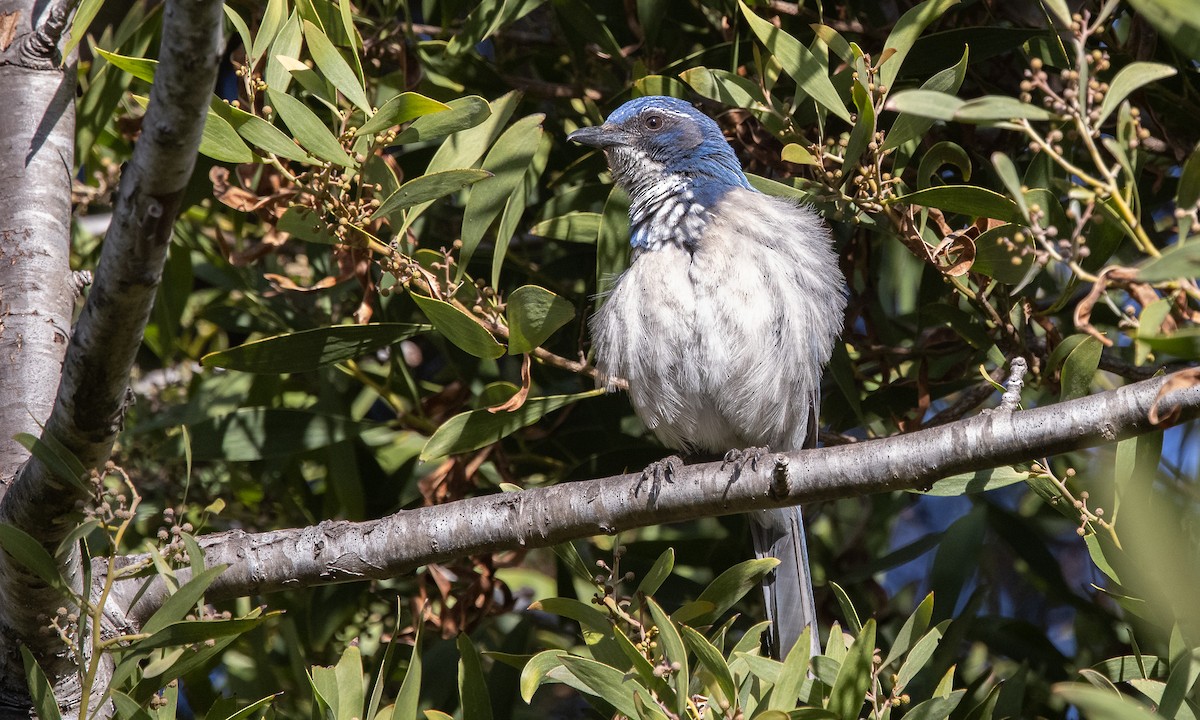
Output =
[
  {"x1": 558, "y1": 655, "x2": 644, "y2": 719},
  {"x1": 737, "y1": 0, "x2": 850, "y2": 121},
  {"x1": 954, "y1": 95, "x2": 1057, "y2": 123},
  {"x1": 1061, "y1": 336, "x2": 1102, "y2": 401},
  {"x1": 1052, "y1": 683, "x2": 1161, "y2": 720},
  {"x1": 276, "y1": 205, "x2": 340, "y2": 245},
  {"x1": 768, "y1": 626, "x2": 813, "y2": 711},
  {"x1": 456, "y1": 635, "x2": 493, "y2": 720},
  {"x1": 394, "y1": 96, "x2": 492, "y2": 145},
  {"x1": 128, "y1": 617, "x2": 267, "y2": 651},
  {"x1": 209, "y1": 98, "x2": 317, "y2": 164},
  {"x1": 184, "y1": 408, "x2": 362, "y2": 461},
  {"x1": 646, "y1": 598, "x2": 688, "y2": 718},
  {"x1": 830, "y1": 581, "x2": 862, "y2": 635},
  {"x1": 411, "y1": 294, "x2": 505, "y2": 359},
  {"x1": 916, "y1": 467, "x2": 1030, "y2": 496},
  {"x1": 633, "y1": 74, "x2": 691, "y2": 99},
  {"x1": 1097, "y1": 62, "x2": 1177, "y2": 126},
  {"x1": 374, "y1": 169, "x2": 493, "y2": 224},
  {"x1": 530, "y1": 212, "x2": 602, "y2": 243},
  {"x1": 223, "y1": 6, "x2": 254, "y2": 60},
  {"x1": 420, "y1": 390, "x2": 603, "y2": 460},
  {"x1": 842, "y1": 80, "x2": 876, "y2": 174},
  {"x1": 674, "y1": 557, "x2": 779, "y2": 624},
  {"x1": 971, "y1": 223, "x2": 1033, "y2": 283},
  {"x1": 531, "y1": 597, "x2": 612, "y2": 632},
  {"x1": 332, "y1": 645, "x2": 365, "y2": 720},
  {"x1": 882, "y1": 593, "x2": 934, "y2": 669},
  {"x1": 200, "y1": 108, "x2": 256, "y2": 164},
  {"x1": 916, "y1": 140, "x2": 972, "y2": 190},
  {"x1": 459, "y1": 114, "x2": 544, "y2": 277},
  {"x1": 781, "y1": 143, "x2": 818, "y2": 166},
  {"x1": 265, "y1": 12, "x2": 303, "y2": 93},
  {"x1": 886, "y1": 89, "x2": 965, "y2": 121},
  {"x1": 991, "y1": 152, "x2": 1029, "y2": 217},
  {"x1": 0, "y1": 524, "x2": 62, "y2": 588},
  {"x1": 634, "y1": 548, "x2": 675, "y2": 599},
  {"x1": 201, "y1": 324, "x2": 432, "y2": 374},
  {"x1": 13, "y1": 432, "x2": 89, "y2": 493},
  {"x1": 879, "y1": 0, "x2": 961, "y2": 90},
  {"x1": 519, "y1": 650, "x2": 569, "y2": 703},
  {"x1": 112, "y1": 691, "x2": 155, "y2": 720},
  {"x1": 20, "y1": 646, "x2": 62, "y2": 720},
  {"x1": 357, "y1": 93, "x2": 450, "y2": 137},
  {"x1": 250, "y1": 0, "x2": 287, "y2": 63},
  {"x1": 94, "y1": 48, "x2": 157, "y2": 82},
  {"x1": 681, "y1": 626, "x2": 738, "y2": 706},
  {"x1": 1137, "y1": 241, "x2": 1200, "y2": 282},
  {"x1": 896, "y1": 622, "x2": 947, "y2": 689},
  {"x1": 828, "y1": 619, "x2": 875, "y2": 720},
  {"x1": 302, "y1": 20, "x2": 371, "y2": 112},
  {"x1": 143, "y1": 565, "x2": 228, "y2": 635},
  {"x1": 1127, "y1": 0, "x2": 1200, "y2": 58},
  {"x1": 395, "y1": 617, "x2": 424, "y2": 719},
  {"x1": 904, "y1": 689, "x2": 966, "y2": 720},
  {"x1": 65, "y1": 0, "x2": 106, "y2": 57},
  {"x1": 505, "y1": 285, "x2": 575, "y2": 354},
  {"x1": 888, "y1": 90, "x2": 1055, "y2": 123},
  {"x1": 220, "y1": 695, "x2": 277, "y2": 720},
  {"x1": 267, "y1": 88, "x2": 354, "y2": 167},
  {"x1": 892, "y1": 186, "x2": 1023, "y2": 223},
  {"x1": 679, "y1": 67, "x2": 766, "y2": 109},
  {"x1": 883, "y1": 47, "x2": 969, "y2": 151}
]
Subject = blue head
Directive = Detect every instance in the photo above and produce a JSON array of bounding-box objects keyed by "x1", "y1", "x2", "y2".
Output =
[{"x1": 568, "y1": 96, "x2": 753, "y2": 250}]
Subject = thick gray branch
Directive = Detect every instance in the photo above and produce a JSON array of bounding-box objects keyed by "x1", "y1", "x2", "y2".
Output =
[
  {"x1": 123, "y1": 370, "x2": 1200, "y2": 625},
  {"x1": 0, "y1": 0, "x2": 223, "y2": 712}
]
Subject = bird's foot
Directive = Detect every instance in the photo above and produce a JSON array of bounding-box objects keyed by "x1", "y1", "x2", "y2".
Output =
[
  {"x1": 635, "y1": 455, "x2": 684, "y2": 502},
  {"x1": 721, "y1": 446, "x2": 773, "y2": 483}
]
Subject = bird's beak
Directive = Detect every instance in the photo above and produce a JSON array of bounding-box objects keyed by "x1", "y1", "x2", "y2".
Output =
[{"x1": 567, "y1": 124, "x2": 627, "y2": 149}]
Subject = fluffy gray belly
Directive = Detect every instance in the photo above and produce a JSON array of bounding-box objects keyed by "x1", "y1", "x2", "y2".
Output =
[{"x1": 591, "y1": 241, "x2": 824, "y2": 454}]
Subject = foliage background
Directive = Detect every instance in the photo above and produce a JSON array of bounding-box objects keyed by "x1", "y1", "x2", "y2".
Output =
[{"x1": 61, "y1": 0, "x2": 1200, "y2": 716}]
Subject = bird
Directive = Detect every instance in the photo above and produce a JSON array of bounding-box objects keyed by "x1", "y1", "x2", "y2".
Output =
[{"x1": 568, "y1": 96, "x2": 847, "y2": 660}]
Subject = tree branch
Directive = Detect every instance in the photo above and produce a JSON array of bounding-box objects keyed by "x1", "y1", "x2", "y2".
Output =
[
  {"x1": 122, "y1": 369, "x2": 1200, "y2": 626},
  {"x1": 0, "y1": 0, "x2": 224, "y2": 709}
]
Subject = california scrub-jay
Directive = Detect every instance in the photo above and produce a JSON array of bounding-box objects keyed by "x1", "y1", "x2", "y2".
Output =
[{"x1": 569, "y1": 96, "x2": 846, "y2": 659}]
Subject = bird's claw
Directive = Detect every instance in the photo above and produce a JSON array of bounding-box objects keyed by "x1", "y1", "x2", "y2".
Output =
[
  {"x1": 722, "y1": 446, "x2": 773, "y2": 482},
  {"x1": 635, "y1": 455, "x2": 683, "y2": 502}
]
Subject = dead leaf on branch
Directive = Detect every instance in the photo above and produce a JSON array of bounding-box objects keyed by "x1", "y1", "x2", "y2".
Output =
[
  {"x1": 1149, "y1": 367, "x2": 1200, "y2": 425},
  {"x1": 487, "y1": 354, "x2": 531, "y2": 414}
]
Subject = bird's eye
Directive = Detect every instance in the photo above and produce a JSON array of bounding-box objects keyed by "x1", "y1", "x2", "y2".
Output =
[{"x1": 643, "y1": 114, "x2": 663, "y2": 130}]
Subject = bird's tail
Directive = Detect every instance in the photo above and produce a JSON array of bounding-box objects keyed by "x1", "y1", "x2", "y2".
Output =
[{"x1": 750, "y1": 505, "x2": 820, "y2": 660}]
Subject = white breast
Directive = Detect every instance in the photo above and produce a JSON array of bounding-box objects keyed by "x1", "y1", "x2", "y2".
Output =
[{"x1": 591, "y1": 189, "x2": 846, "y2": 454}]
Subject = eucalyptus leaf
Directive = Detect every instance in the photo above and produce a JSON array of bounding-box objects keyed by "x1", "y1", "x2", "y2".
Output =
[
  {"x1": 201, "y1": 324, "x2": 431, "y2": 374},
  {"x1": 374, "y1": 169, "x2": 493, "y2": 223},
  {"x1": 267, "y1": 88, "x2": 354, "y2": 167},
  {"x1": 357, "y1": 92, "x2": 450, "y2": 137},
  {"x1": 737, "y1": 0, "x2": 850, "y2": 121},
  {"x1": 302, "y1": 20, "x2": 371, "y2": 111},
  {"x1": 505, "y1": 285, "x2": 575, "y2": 354},
  {"x1": 419, "y1": 390, "x2": 603, "y2": 460},
  {"x1": 411, "y1": 294, "x2": 505, "y2": 359}
]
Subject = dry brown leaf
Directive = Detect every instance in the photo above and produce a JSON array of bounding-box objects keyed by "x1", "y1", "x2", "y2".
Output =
[
  {"x1": 0, "y1": 11, "x2": 19, "y2": 52},
  {"x1": 488, "y1": 354, "x2": 531, "y2": 414},
  {"x1": 1149, "y1": 367, "x2": 1200, "y2": 425}
]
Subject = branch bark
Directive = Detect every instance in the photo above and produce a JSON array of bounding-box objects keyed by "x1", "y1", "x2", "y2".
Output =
[
  {"x1": 120, "y1": 369, "x2": 1200, "y2": 626},
  {"x1": 0, "y1": 0, "x2": 224, "y2": 711}
]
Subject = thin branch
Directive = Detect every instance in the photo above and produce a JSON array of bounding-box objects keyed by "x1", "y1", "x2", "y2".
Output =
[
  {"x1": 119, "y1": 370, "x2": 1200, "y2": 626},
  {"x1": 0, "y1": 0, "x2": 225, "y2": 706}
]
